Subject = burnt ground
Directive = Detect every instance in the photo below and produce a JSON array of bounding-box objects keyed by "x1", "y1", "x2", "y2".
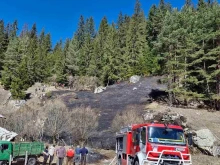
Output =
[
  {"x1": 51, "y1": 76, "x2": 167, "y2": 149},
  {"x1": 54, "y1": 76, "x2": 166, "y2": 131}
]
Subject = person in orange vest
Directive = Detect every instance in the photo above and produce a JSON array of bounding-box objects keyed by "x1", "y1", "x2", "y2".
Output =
[{"x1": 66, "y1": 146, "x2": 75, "y2": 165}]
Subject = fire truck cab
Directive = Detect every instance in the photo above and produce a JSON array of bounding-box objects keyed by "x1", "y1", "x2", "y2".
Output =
[{"x1": 116, "y1": 123, "x2": 192, "y2": 165}]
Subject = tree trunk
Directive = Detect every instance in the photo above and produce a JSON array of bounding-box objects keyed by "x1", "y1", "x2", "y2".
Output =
[
  {"x1": 168, "y1": 73, "x2": 173, "y2": 106},
  {"x1": 216, "y1": 28, "x2": 220, "y2": 110},
  {"x1": 53, "y1": 135, "x2": 57, "y2": 145}
]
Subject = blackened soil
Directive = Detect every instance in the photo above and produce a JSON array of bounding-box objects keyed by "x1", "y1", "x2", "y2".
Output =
[{"x1": 53, "y1": 76, "x2": 166, "y2": 131}]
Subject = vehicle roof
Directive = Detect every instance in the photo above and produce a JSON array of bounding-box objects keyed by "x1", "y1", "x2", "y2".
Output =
[
  {"x1": 131, "y1": 123, "x2": 183, "y2": 130},
  {"x1": 116, "y1": 123, "x2": 183, "y2": 136},
  {"x1": 0, "y1": 141, "x2": 12, "y2": 143}
]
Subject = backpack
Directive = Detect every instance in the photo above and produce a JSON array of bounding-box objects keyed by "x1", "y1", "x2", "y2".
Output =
[{"x1": 67, "y1": 149, "x2": 74, "y2": 157}]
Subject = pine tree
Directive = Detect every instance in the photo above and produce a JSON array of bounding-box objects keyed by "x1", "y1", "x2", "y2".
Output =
[
  {"x1": 116, "y1": 13, "x2": 130, "y2": 80},
  {"x1": 87, "y1": 38, "x2": 99, "y2": 77},
  {"x1": 86, "y1": 17, "x2": 96, "y2": 38},
  {"x1": 63, "y1": 38, "x2": 70, "y2": 75},
  {"x1": 20, "y1": 24, "x2": 29, "y2": 38},
  {"x1": 10, "y1": 58, "x2": 29, "y2": 99},
  {"x1": 101, "y1": 24, "x2": 120, "y2": 85},
  {"x1": 79, "y1": 17, "x2": 96, "y2": 75},
  {"x1": 198, "y1": 0, "x2": 206, "y2": 10},
  {"x1": 159, "y1": 0, "x2": 165, "y2": 10},
  {"x1": 26, "y1": 23, "x2": 39, "y2": 84},
  {"x1": 185, "y1": 0, "x2": 192, "y2": 7},
  {"x1": 1, "y1": 38, "x2": 21, "y2": 89},
  {"x1": 10, "y1": 77, "x2": 26, "y2": 99},
  {"x1": 75, "y1": 15, "x2": 85, "y2": 49},
  {"x1": 53, "y1": 41, "x2": 66, "y2": 83},
  {"x1": 185, "y1": 5, "x2": 215, "y2": 102},
  {"x1": 65, "y1": 38, "x2": 80, "y2": 76},
  {"x1": 207, "y1": 0, "x2": 213, "y2": 6},
  {"x1": 35, "y1": 29, "x2": 51, "y2": 81},
  {"x1": 117, "y1": 12, "x2": 124, "y2": 29},
  {"x1": 147, "y1": 0, "x2": 171, "y2": 48},
  {"x1": 134, "y1": 0, "x2": 142, "y2": 16},
  {"x1": 64, "y1": 38, "x2": 70, "y2": 58},
  {"x1": 137, "y1": 44, "x2": 159, "y2": 75},
  {"x1": 193, "y1": 2, "x2": 220, "y2": 108},
  {"x1": 0, "y1": 20, "x2": 5, "y2": 73},
  {"x1": 147, "y1": 5, "x2": 158, "y2": 45},
  {"x1": 88, "y1": 16, "x2": 109, "y2": 78},
  {"x1": 9, "y1": 20, "x2": 18, "y2": 40},
  {"x1": 125, "y1": 0, "x2": 147, "y2": 77}
]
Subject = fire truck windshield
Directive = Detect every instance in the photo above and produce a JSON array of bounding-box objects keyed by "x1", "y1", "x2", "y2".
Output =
[{"x1": 148, "y1": 126, "x2": 186, "y2": 145}]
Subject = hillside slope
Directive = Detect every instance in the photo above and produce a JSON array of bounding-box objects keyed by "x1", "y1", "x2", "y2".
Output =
[{"x1": 57, "y1": 76, "x2": 166, "y2": 130}]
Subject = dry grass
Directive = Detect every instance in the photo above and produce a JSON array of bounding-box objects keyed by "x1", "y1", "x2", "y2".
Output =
[
  {"x1": 68, "y1": 76, "x2": 100, "y2": 91},
  {"x1": 111, "y1": 105, "x2": 144, "y2": 132},
  {"x1": 151, "y1": 104, "x2": 220, "y2": 139},
  {"x1": 192, "y1": 154, "x2": 220, "y2": 165}
]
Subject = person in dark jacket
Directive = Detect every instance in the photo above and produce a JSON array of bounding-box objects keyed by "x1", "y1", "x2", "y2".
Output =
[
  {"x1": 79, "y1": 146, "x2": 88, "y2": 165},
  {"x1": 43, "y1": 145, "x2": 49, "y2": 165},
  {"x1": 74, "y1": 145, "x2": 81, "y2": 164}
]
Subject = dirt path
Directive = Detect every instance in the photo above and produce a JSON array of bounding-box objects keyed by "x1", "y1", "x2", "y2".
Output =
[{"x1": 90, "y1": 150, "x2": 220, "y2": 165}]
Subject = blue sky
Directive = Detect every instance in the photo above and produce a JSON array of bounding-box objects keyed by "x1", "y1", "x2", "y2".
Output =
[{"x1": 0, "y1": 0, "x2": 209, "y2": 45}]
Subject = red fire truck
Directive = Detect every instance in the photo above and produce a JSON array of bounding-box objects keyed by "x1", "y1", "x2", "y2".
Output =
[{"x1": 116, "y1": 122, "x2": 192, "y2": 165}]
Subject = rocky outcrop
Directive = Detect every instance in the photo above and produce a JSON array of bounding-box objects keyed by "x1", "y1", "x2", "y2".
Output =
[
  {"x1": 193, "y1": 129, "x2": 220, "y2": 156},
  {"x1": 129, "y1": 75, "x2": 141, "y2": 83},
  {"x1": 94, "y1": 86, "x2": 106, "y2": 94},
  {"x1": 143, "y1": 109, "x2": 187, "y2": 128}
]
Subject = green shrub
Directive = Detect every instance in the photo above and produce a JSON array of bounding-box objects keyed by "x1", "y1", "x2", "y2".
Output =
[{"x1": 45, "y1": 91, "x2": 52, "y2": 98}]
